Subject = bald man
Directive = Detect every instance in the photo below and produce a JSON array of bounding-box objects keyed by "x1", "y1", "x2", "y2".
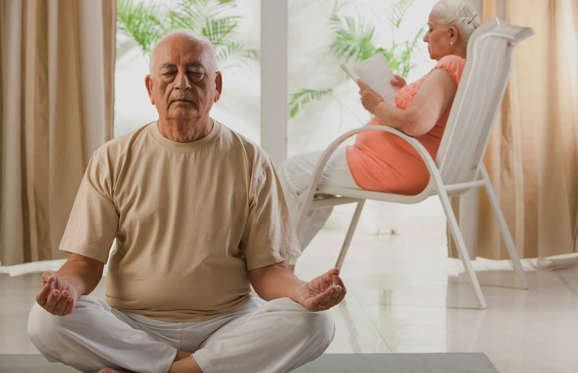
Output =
[{"x1": 27, "y1": 32, "x2": 345, "y2": 373}]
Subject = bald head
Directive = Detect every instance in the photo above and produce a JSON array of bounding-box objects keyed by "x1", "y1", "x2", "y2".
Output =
[
  {"x1": 149, "y1": 31, "x2": 218, "y2": 74},
  {"x1": 145, "y1": 30, "x2": 222, "y2": 133}
]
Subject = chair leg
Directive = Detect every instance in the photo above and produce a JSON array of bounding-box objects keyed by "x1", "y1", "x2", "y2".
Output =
[
  {"x1": 480, "y1": 166, "x2": 528, "y2": 289},
  {"x1": 438, "y1": 188, "x2": 487, "y2": 309},
  {"x1": 335, "y1": 200, "x2": 365, "y2": 269}
]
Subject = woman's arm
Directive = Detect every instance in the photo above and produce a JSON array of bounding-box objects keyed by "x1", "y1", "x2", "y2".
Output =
[{"x1": 359, "y1": 69, "x2": 458, "y2": 137}]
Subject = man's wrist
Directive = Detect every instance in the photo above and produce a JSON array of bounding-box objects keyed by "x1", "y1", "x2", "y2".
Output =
[{"x1": 289, "y1": 280, "x2": 308, "y2": 306}]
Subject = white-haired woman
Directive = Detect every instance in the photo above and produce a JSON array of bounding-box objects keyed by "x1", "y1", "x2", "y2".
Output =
[{"x1": 279, "y1": 0, "x2": 482, "y2": 264}]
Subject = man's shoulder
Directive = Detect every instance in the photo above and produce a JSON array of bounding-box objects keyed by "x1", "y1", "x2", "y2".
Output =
[
  {"x1": 92, "y1": 122, "x2": 152, "y2": 161},
  {"x1": 217, "y1": 121, "x2": 271, "y2": 166}
]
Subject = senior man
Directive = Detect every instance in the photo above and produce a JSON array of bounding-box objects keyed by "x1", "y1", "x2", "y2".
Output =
[{"x1": 27, "y1": 31, "x2": 345, "y2": 373}]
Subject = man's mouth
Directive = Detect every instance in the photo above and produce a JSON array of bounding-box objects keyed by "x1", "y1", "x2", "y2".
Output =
[{"x1": 170, "y1": 99, "x2": 194, "y2": 106}]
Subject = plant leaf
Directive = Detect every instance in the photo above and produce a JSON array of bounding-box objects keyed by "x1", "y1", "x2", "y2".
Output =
[
  {"x1": 389, "y1": 0, "x2": 414, "y2": 29},
  {"x1": 117, "y1": 0, "x2": 164, "y2": 53},
  {"x1": 202, "y1": 16, "x2": 241, "y2": 45},
  {"x1": 328, "y1": 1, "x2": 378, "y2": 63},
  {"x1": 215, "y1": 42, "x2": 258, "y2": 67},
  {"x1": 289, "y1": 88, "x2": 333, "y2": 118}
]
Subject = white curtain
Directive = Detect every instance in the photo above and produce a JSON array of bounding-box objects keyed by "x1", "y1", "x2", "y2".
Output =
[
  {"x1": 450, "y1": 0, "x2": 578, "y2": 259},
  {"x1": 0, "y1": 0, "x2": 116, "y2": 265}
]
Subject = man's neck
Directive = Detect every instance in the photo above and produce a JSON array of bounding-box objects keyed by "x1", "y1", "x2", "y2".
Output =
[{"x1": 157, "y1": 117, "x2": 214, "y2": 143}]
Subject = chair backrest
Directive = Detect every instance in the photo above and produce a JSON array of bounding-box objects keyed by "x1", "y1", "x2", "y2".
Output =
[{"x1": 435, "y1": 19, "x2": 533, "y2": 185}]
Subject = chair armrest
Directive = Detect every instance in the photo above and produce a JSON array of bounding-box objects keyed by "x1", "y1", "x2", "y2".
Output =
[
  {"x1": 295, "y1": 125, "x2": 439, "y2": 232},
  {"x1": 314, "y1": 125, "x2": 439, "y2": 187}
]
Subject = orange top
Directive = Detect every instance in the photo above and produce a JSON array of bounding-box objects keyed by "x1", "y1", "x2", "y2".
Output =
[{"x1": 346, "y1": 55, "x2": 466, "y2": 195}]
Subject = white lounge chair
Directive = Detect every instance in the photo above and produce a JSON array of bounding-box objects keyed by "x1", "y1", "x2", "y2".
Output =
[{"x1": 296, "y1": 19, "x2": 534, "y2": 309}]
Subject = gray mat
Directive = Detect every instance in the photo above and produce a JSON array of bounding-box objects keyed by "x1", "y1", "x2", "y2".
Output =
[
  {"x1": 0, "y1": 353, "x2": 499, "y2": 372},
  {"x1": 293, "y1": 353, "x2": 499, "y2": 373}
]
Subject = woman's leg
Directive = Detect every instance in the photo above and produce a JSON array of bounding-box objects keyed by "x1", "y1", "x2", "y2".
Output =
[{"x1": 278, "y1": 147, "x2": 358, "y2": 255}]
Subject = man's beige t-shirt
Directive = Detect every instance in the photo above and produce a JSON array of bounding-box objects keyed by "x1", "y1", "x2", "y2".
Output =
[{"x1": 59, "y1": 120, "x2": 300, "y2": 321}]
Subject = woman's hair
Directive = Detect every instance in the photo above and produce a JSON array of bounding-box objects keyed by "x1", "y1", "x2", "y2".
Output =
[{"x1": 431, "y1": 0, "x2": 482, "y2": 44}]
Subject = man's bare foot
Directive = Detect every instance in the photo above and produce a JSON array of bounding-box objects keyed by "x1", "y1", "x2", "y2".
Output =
[
  {"x1": 175, "y1": 350, "x2": 191, "y2": 361},
  {"x1": 94, "y1": 351, "x2": 190, "y2": 373}
]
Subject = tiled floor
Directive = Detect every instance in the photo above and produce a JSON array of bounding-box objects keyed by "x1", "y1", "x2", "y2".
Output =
[{"x1": 1, "y1": 198, "x2": 577, "y2": 372}]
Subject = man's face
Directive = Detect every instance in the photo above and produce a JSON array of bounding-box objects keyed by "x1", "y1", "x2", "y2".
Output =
[{"x1": 146, "y1": 36, "x2": 222, "y2": 122}]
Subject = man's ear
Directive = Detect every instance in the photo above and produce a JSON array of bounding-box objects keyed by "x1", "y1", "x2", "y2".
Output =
[
  {"x1": 145, "y1": 75, "x2": 155, "y2": 105},
  {"x1": 214, "y1": 71, "x2": 223, "y2": 103}
]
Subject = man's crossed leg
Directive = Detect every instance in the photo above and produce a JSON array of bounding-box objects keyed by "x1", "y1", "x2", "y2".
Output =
[{"x1": 28, "y1": 296, "x2": 334, "y2": 373}]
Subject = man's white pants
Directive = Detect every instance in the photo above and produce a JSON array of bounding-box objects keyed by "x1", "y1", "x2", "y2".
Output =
[
  {"x1": 27, "y1": 295, "x2": 334, "y2": 373},
  {"x1": 278, "y1": 148, "x2": 360, "y2": 253}
]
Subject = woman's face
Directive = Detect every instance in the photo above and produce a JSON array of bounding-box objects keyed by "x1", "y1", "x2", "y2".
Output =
[{"x1": 423, "y1": 13, "x2": 454, "y2": 60}]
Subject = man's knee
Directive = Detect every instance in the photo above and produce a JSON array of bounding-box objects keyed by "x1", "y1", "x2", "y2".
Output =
[
  {"x1": 304, "y1": 310, "x2": 335, "y2": 350},
  {"x1": 27, "y1": 298, "x2": 94, "y2": 355},
  {"x1": 286, "y1": 306, "x2": 335, "y2": 364},
  {"x1": 273, "y1": 299, "x2": 335, "y2": 351},
  {"x1": 27, "y1": 301, "x2": 81, "y2": 342},
  {"x1": 27, "y1": 303, "x2": 66, "y2": 355}
]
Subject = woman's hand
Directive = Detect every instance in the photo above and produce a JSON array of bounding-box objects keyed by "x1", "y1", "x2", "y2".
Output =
[
  {"x1": 357, "y1": 80, "x2": 384, "y2": 114},
  {"x1": 390, "y1": 75, "x2": 407, "y2": 88}
]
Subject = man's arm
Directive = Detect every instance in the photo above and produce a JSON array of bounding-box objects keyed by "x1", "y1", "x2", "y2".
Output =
[
  {"x1": 248, "y1": 262, "x2": 346, "y2": 311},
  {"x1": 35, "y1": 253, "x2": 104, "y2": 316}
]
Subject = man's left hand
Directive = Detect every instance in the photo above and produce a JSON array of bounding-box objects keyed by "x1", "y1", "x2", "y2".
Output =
[
  {"x1": 295, "y1": 268, "x2": 346, "y2": 312},
  {"x1": 358, "y1": 80, "x2": 384, "y2": 113}
]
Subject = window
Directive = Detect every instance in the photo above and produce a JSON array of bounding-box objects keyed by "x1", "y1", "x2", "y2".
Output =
[{"x1": 287, "y1": 0, "x2": 437, "y2": 156}]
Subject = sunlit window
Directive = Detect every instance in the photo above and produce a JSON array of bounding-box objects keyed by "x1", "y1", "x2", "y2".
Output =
[{"x1": 288, "y1": 0, "x2": 437, "y2": 156}]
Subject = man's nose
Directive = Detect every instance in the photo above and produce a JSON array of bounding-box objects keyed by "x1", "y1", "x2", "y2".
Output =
[{"x1": 175, "y1": 70, "x2": 191, "y2": 90}]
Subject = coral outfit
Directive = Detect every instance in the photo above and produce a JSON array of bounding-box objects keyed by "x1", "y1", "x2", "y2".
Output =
[{"x1": 346, "y1": 55, "x2": 466, "y2": 195}]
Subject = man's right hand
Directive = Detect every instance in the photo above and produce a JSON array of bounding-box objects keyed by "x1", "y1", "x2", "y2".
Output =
[{"x1": 36, "y1": 271, "x2": 78, "y2": 316}]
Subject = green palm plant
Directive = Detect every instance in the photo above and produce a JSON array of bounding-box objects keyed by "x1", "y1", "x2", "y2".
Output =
[
  {"x1": 289, "y1": 88, "x2": 334, "y2": 119},
  {"x1": 289, "y1": 0, "x2": 425, "y2": 119},
  {"x1": 117, "y1": 0, "x2": 164, "y2": 54},
  {"x1": 116, "y1": 0, "x2": 258, "y2": 67},
  {"x1": 167, "y1": 0, "x2": 258, "y2": 67},
  {"x1": 389, "y1": 0, "x2": 413, "y2": 28},
  {"x1": 328, "y1": 6, "x2": 377, "y2": 64},
  {"x1": 383, "y1": 0, "x2": 426, "y2": 77}
]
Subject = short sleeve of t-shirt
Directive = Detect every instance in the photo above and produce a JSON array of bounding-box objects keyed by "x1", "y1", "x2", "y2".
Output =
[
  {"x1": 241, "y1": 153, "x2": 300, "y2": 271},
  {"x1": 433, "y1": 55, "x2": 465, "y2": 86},
  {"x1": 59, "y1": 147, "x2": 118, "y2": 264}
]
